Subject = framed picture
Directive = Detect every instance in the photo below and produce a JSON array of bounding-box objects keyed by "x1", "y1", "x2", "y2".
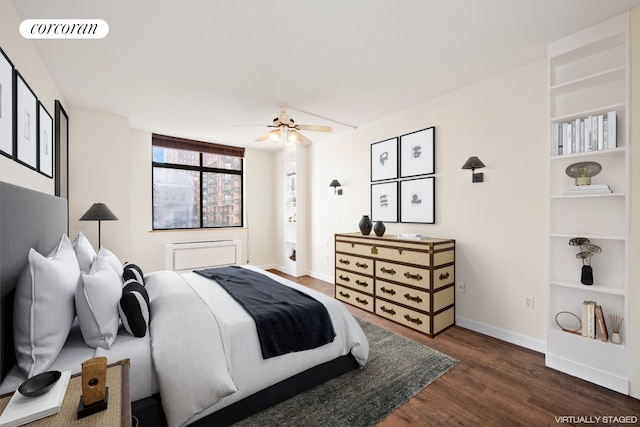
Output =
[
  {"x1": 0, "y1": 47, "x2": 14, "y2": 158},
  {"x1": 371, "y1": 137, "x2": 398, "y2": 181},
  {"x1": 54, "y1": 100, "x2": 69, "y2": 198},
  {"x1": 38, "y1": 102, "x2": 53, "y2": 177},
  {"x1": 15, "y1": 71, "x2": 37, "y2": 170},
  {"x1": 400, "y1": 177, "x2": 435, "y2": 224},
  {"x1": 400, "y1": 127, "x2": 435, "y2": 177},
  {"x1": 371, "y1": 181, "x2": 398, "y2": 222}
]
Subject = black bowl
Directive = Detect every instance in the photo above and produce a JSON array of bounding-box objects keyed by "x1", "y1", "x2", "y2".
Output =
[{"x1": 18, "y1": 371, "x2": 62, "y2": 397}]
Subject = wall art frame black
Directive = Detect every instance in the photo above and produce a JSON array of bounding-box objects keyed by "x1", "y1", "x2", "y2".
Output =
[
  {"x1": 54, "y1": 100, "x2": 69, "y2": 199},
  {"x1": 37, "y1": 101, "x2": 53, "y2": 178},
  {"x1": 0, "y1": 47, "x2": 14, "y2": 158},
  {"x1": 400, "y1": 176, "x2": 435, "y2": 224},
  {"x1": 370, "y1": 137, "x2": 398, "y2": 182},
  {"x1": 371, "y1": 181, "x2": 398, "y2": 223},
  {"x1": 14, "y1": 70, "x2": 38, "y2": 170},
  {"x1": 400, "y1": 126, "x2": 435, "y2": 178}
]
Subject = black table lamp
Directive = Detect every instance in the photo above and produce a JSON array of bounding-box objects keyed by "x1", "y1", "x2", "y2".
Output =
[{"x1": 79, "y1": 203, "x2": 118, "y2": 248}]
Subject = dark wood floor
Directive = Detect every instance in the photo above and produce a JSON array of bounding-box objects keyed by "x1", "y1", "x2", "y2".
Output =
[{"x1": 270, "y1": 271, "x2": 640, "y2": 427}]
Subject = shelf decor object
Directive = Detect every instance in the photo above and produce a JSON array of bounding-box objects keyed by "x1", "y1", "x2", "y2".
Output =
[
  {"x1": 546, "y1": 12, "x2": 630, "y2": 395},
  {"x1": 568, "y1": 237, "x2": 601, "y2": 285},
  {"x1": 609, "y1": 314, "x2": 623, "y2": 344},
  {"x1": 565, "y1": 161, "x2": 601, "y2": 186},
  {"x1": 555, "y1": 311, "x2": 582, "y2": 335}
]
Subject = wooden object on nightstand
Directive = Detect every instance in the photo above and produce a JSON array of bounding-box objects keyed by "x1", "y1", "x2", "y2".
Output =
[
  {"x1": 335, "y1": 233, "x2": 455, "y2": 337},
  {"x1": 0, "y1": 359, "x2": 131, "y2": 427}
]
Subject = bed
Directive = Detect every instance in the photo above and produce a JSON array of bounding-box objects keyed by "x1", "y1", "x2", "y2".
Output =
[{"x1": 0, "y1": 181, "x2": 369, "y2": 426}]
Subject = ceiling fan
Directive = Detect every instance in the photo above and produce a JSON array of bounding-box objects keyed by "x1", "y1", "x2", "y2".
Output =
[{"x1": 254, "y1": 105, "x2": 333, "y2": 145}]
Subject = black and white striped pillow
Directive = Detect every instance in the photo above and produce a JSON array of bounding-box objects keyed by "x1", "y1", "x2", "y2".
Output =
[
  {"x1": 123, "y1": 262, "x2": 144, "y2": 284},
  {"x1": 118, "y1": 279, "x2": 150, "y2": 338}
]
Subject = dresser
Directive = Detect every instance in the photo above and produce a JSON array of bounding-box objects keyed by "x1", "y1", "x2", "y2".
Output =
[{"x1": 334, "y1": 233, "x2": 455, "y2": 337}]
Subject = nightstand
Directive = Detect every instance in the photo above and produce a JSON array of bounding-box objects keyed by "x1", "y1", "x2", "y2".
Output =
[{"x1": 0, "y1": 359, "x2": 132, "y2": 427}]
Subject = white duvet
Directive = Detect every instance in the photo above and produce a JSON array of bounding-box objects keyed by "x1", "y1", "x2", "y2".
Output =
[{"x1": 145, "y1": 265, "x2": 369, "y2": 427}]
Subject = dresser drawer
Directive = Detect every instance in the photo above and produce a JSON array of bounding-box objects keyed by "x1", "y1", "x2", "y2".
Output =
[
  {"x1": 433, "y1": 264, "x2": 455, "y2": 290},
  {"x1": 376, "y1": 301, "x2": 431, "y2": 335},
  {"x1": 335, "y1": 285, "x2": 374, "y2": 312},
  {"x1": 336, "y1": 270, "x2": 373, "y2": 293},
  {"x1": 376, "y1": 261, "x2": 431, "y2": 289},
  {"x1": 375, "y1": 280, "x2": 429, "y2": 311},
  {"x1": 335, "y1": 253, "x2": 374, "y2": 275}
]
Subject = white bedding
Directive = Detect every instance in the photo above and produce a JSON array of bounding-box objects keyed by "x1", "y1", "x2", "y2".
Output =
[
  {"x1": 145, "y1": 265, "x2": 369, "y2": 427},
  {"x1": 0, "y1": 265, "x2": 369, "y2": 427},
  {"x1": 0, "y1": 321, "x2": 158, "y2": 402}
]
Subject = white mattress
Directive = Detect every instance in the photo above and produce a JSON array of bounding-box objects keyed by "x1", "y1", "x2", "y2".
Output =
[{"x1": 0, "y1": 321, "x2": 158, "y2": 402}]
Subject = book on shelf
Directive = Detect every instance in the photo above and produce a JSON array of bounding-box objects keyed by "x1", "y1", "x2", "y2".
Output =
[
  {"x1": 581, "y1": 300, "x2": 596, "y2": 339},
  {"x1": 594, "y1": 305, "x2": 609, "y2": 342},
  {"x1": 0, "y1": 370, "x2": 71, "y2": 427},
  {"x1": 563, "y1": 183, "x2": 612, "y2": 195},
  {"x1": 550, "y1": 111, "x2": 617, "y2": 156}
]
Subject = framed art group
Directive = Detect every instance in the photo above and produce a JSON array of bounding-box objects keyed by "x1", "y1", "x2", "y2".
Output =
[
  {"x1": 370, "y1": 127, "x2": 435, "y2": 224},
  {"x1": 0, "y1": 46, "x2": 64, "y2": 187}
]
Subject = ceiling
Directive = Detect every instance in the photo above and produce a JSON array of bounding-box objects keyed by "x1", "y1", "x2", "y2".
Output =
[{"x1": 9, "y1": 0, "x2": 640, "y2": 150}]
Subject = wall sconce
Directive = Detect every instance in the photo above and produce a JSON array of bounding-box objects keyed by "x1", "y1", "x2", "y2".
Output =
[
  {"x1": 461, "y1": 156, "x2": 486, "y2": 183},
  {"x1": 329, "y1": 179, "x2": 343, "y2": 195},
  {"x1": 79, "y1": 202, "x2": 118, "y2": 248}
]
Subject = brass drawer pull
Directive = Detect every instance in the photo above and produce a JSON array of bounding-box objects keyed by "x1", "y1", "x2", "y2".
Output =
[
  {"x1": 380, "y1": 267, "x2": 396, "y2": 275},
  {"x1": 339, "y1": 258, "x2": 350, "y2": 265},
  {"x1": 371, "y1": 246, "x2": 378, "y2": 255},
  {"x1": 380, "y1": 286, "x2": 396, "y2": 295},
  {"x1": 397, "y1": 248, "x2": 403, "y2": 255},
  {"x1": 355, "y1": 280, "x2": 369, "y2": 288},
  {"x1": 404, "y1": 314, "x2": 423, "y2": 325},
  {"x1": 355, "y1": 261, "x2": 369, "y2": 269},
  {"x1": 355, "y1": 297, "x2": 369, "y2": 306},
  {"x1": 404, "y1": 293, "x2": 423, "y2": 303},
  {"x1": 380, "y1": 306, "x2": 396, "y2": 315},
  {"x1": 404, "y1": 272, "x2": 423, "y2": 281},
  {"x1": 439, "y1": 272, "x2": 450, "y2": 281},
  {"x1": 339, "y1": 291, "x2": 350, "y2": 299},
  {"x1": 339, "y1": 275, "x2": 350, "y2": 282}
]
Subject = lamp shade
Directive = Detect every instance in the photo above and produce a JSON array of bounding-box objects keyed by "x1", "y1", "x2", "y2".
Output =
[
  {"x1": 565, "y1": 161, "x2": 601, "y2": 186},
  {"x1": 329, "y1": 179, "x2": 342, "y2": 188},
  {"x1": 79, "y1": 203, "x2": 118, "y2": 221},
  {"x1": 461, "y1": 156, "x2": 485, "y2": 170}
]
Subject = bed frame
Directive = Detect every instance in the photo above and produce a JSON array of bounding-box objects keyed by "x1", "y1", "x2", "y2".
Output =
[{"x1": 0, "y1": 181, "x2": 357, "y2": 426}]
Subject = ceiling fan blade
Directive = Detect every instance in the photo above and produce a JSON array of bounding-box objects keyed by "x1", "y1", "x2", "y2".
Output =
[
  {"x1": 297, "y1": 124, "x2": 333, "y2": 133},
  {"x1": 255, "y1": 131, "x2": 274, "y2": 142},
  {"x1": 294, "y1": 132, "x2": 313, "y2": 146}
]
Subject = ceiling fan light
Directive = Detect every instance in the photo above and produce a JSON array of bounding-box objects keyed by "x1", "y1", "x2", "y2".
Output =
[
  {"x1": 287, "y1": 130, "x2": 298, "y2": 142},
  {"x1": 270, "y1": 130, "x2": 281, "y2": 142}
]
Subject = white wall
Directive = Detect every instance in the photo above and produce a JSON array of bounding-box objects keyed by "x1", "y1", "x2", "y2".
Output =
[
  {"x1": 308, "y1": 58, "x2": 549, "y2": 349},
  {"x1": 0, "y1": 1, "x2": 65, "y2": 194}
]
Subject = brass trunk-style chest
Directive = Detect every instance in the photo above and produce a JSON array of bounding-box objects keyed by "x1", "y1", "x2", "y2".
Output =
[{"x1": 334, "y1": 233, "x2": 455, "y2": 337}]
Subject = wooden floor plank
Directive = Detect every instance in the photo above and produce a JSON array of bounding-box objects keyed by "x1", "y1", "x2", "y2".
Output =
[{"x1": 270, "y1": 270, "x2": 640, "y2": 426}]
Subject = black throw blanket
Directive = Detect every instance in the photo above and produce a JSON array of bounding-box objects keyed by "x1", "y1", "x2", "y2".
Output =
[{"x1": 195, "y1": 266, "x2": 336, "y2": 359}]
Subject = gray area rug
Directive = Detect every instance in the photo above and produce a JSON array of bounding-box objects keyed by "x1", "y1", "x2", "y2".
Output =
[{"x1": 234, "y1": 317, "x2": 458, "y2": 427}]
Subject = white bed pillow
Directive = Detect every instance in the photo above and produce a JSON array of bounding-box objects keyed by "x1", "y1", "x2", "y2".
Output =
[
  {"x1": 96, "y1": 247, "x2": 124, "y2": 279},
  {"x1": 73, "y1": 231, "x2": 96, "y2": 273},
  {"x1": 13, "y1": 234, "x2": 80, "y2": 377},
  {"x1": 76, "y1": 257, "x2": 123, "y2": 349}
]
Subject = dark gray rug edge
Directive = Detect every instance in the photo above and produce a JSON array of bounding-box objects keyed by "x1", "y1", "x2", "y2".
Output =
[{"x1": 233, "y1": 316, "x2": 459, "y2": 427}]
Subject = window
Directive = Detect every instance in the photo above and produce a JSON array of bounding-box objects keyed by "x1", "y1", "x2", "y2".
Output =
[{"x1": 152, "y1": 134, "x2": 244, "y2": 230}]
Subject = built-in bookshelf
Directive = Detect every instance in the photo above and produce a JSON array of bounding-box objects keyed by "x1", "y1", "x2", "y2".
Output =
[
  {"x1": 546, "y1": 13, "x2": 630, "y2": 394},
  {"x1": 280, "y1": 144, "x2": 307, "y2": 277}
]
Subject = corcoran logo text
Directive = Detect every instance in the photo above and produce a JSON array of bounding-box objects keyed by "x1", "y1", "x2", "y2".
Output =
[{"x1": 19, "y1": 19, "x2": 109, "y2": 39}]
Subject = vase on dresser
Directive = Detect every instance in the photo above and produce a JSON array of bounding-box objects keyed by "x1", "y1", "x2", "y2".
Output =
[
  {"x1": 359, "y1": 215, "x2": 373, "y2": 235},
  {"x1": 373, "y1": 221, "x2": 386, "y2": 237}
]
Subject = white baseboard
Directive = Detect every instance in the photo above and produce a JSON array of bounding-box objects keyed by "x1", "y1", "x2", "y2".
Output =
[
  {"x1": 307, "y1": 269, "x2": 333, "y2": 284},
  {"x1": 455, "y1": 316, "x2": 546, "y2": 354}
]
